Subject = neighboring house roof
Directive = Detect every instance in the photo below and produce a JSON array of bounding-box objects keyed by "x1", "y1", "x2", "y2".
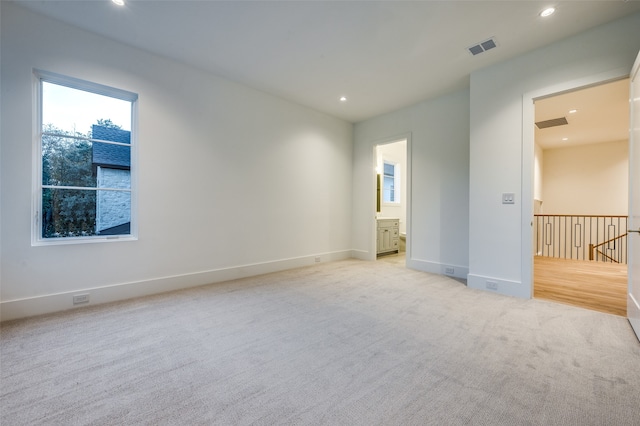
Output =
[
  {"x1": 92, "y1": 125, "x2": 131, "y2": 170},
  {"x1": 98, "y1": 222, "x2": 131, "y2": 236}
]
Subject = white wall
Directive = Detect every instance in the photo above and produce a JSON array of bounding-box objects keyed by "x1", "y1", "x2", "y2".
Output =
[
  {"x1": 469, "y1": 12, "x2": 640, "y2": 298},
  {"x1": 353, "y1": 89, "x2": 470, "y2": 278},
  {"x1": 376, "y1": 140, "x2": 407, "y2": 234},
  {"x1": 542, "y1": 140, "x2": 628, "y2": 215},
  {"x1": 534, "y1": 143, "x2": 544, "y2": 204},
  {"x1": 0, "y1": 3, "x2": 353, "y2": 320}
]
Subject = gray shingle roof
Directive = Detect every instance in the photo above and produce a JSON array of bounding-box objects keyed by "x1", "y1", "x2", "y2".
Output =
[{"x1": 92, "y1": 125, "x2": 131, "y2": 169}]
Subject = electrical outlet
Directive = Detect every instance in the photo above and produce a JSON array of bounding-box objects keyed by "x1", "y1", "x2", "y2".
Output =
[
  {"x1": 73, "y1": 294, "x2": 90, "y2": 304},
  {"x1": 445, "y1": 267, "x2": 455, "y2": 275},
  {"x1": 315, "y1": 257, "x2": 321, "y2": 263},
  {"x1": 486, "y1": 281, "x2": 498, "y2": 290}
]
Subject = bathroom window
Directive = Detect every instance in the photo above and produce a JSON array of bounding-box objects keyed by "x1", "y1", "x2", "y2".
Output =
[
  {"x1": 383, "y1": 161, "x2": 400, "y2": 203},
  {"x1": 34, "y1": 70, "x2": 138, "y2": 245}
]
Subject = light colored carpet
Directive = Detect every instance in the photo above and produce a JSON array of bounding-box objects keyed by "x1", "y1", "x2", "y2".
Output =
[{"x1": 1, "y1": 258, "x2": 639, "y2": 425}]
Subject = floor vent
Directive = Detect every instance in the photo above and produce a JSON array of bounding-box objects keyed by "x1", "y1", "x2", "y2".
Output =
[
  {"x1": 468, "y1": 37, "x2": 497, "y2": 56},
  {"x1": 535, "y1": 117, "x2": 569, "y2": 129}
]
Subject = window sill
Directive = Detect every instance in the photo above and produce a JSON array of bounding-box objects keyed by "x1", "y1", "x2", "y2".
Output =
[{"x1": 32, "y1": 235, "x2": 138, "y2": 247}]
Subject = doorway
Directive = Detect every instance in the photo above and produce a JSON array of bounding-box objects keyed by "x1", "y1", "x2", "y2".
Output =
[
  {"x1": 374, "y1": 139, "x2": 407, "y2": 264},
  {"x1": 532, "y1": 78, "x2": 630, "y2": 315}
]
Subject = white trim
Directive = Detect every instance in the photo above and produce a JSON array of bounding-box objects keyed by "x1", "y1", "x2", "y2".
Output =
[
  {"x1": 407, "y1": 257, "x2": 469, "y2": 280},
  {"x1": 371, "y1": 134, "x2": 412, "y2": 264},
  {"x1": 31, "y1": 71, "x2": 43, "y2": 246},
  {"x1": 32, "y1": 69, "x2": 139, "y2": 245},
  {"x1": 42, "y1": 185, "x2": 131, "y2": 192},
  {"x1": 521, "y1": 67, "x2": 630, "y2": 300},
  {"x1": 0, "y1": 250, "x2": 353, "y2": 322},
  {"x1": 35, "y1": 69, "x2": 138, "y2": 102},
  {"x1": 41, "y1": 131, "x2": 133, "y2": 147},
  {"x1": 629, "y1": 292, "x2": 640, "y2": 333},
  {"x1": 129, "y1": 91, "x2": 139, "y2": 240},
  {"x1": 31, "y1": 234, "x2": 137, "y2": 247},
  {"x1": 350, "y1": 249, "x2": 370, "y2": 260},
  {"x1": 406, "y1": 135, "x2": 413, "y2": 264},
  {"x1": 467, "y1": 274, "x2": 526, "y2": 298}
]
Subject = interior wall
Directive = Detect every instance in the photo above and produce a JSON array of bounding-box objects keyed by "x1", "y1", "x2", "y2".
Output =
[
  {"x1": 353, "y1": 89, "x2": 470, "y2": 278},
  {"x1": 376, "y1": 140, "x2": 407, "y2": 234},
  {"x1": 0, "y1": 3, "x2": 354, "y2": 320},
  {"x1": 469, "y1": 12, "x2": 640, "y2": 298},
  {"x1": 534, "y1": 143, "x2": 544, "y2": 204},
  {"x1": 542, "y1": 140, "x2": 628, "y2": 215}
]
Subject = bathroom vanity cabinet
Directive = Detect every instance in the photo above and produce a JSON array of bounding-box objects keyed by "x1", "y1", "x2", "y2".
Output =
[{"x1": 376, "y1": 218, "x2": 399, "y2": 255}]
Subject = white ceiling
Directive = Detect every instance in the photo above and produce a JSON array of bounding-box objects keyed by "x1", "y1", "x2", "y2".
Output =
[
  {"x1": 12, "y1": 0, "x2": 640, "y2": 123},
  {"x1": 535, "y1": 78, "x2": 630, "y2": 150}
]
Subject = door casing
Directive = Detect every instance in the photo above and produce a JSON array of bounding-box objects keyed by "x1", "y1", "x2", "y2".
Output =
[{"x1": 521, "y1": 67, "x2": 632, "y2": 298}]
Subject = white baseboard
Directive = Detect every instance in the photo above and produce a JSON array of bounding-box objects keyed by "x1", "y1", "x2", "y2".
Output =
[
  {"x1": 467, "y1": 274, "x2": 530, "y2": 299},
  {"x1": 0, "y1": 250, "x2": 352, "y2": 322},
  {"x1": 407, "y1": 257, "x2": 469, "y2": 280},
  {"x1": 350, "y1": 249, "x2": 373, "y2": 261}
]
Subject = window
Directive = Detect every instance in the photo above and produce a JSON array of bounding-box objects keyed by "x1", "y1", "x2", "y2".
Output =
[
  {"x1": 34, "y1": 71, "x2": 137, "y2": 244},
  {"x1": 383, "y1": 161, "x2": 400, "y2": 203}
]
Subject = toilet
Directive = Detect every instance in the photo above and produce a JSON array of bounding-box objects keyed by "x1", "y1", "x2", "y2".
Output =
[{"x1": 399, "y1": 232, "x2": 406, "y2": 252}]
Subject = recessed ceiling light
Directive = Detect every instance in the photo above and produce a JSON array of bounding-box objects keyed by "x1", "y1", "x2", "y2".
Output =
[
  {"x1": 112, "y1": 0, "x2": 125, "y2": 6},
  {"x1": 540, "y1": 7, "x2": 555, "y2": 17},
  {"x1": 569, "y1": 109, "x2": 577, "y2": 114},
  {"x1": 562, "y1": 137, "x2": 568, "y2": 141},
  {"x1": 339, "y1": 96, "x2": 347, "y2": 102}
]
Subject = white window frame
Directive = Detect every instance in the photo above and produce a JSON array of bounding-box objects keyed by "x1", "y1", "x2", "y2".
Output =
[
  {"x1": 382, "y1": 161, "x2": 401, "y2": 205},
  {"x1": 32, "y1": 70, "x2": 138, "y2": 246}
]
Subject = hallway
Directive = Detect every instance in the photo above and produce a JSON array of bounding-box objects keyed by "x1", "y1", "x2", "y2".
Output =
[{"x1": 534, "y1": 256, "x2": 627, "y2": 316}]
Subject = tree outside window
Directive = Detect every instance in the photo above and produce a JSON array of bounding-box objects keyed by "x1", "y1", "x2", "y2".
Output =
[{"x1": 36, "y1": 73, "x2": 136, "y2": 242}]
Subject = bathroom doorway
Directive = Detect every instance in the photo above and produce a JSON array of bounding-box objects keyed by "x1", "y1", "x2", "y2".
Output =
[{"x1": 374, "y1": 139, "x2": 408, "y2": 263}]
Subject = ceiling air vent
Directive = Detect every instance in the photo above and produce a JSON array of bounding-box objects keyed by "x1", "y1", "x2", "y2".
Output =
[
  {"x1": 468, "y1": 37, "x2": 497, "y2": 56},
  {"x1": 535, "y1": 117, "x2": 569, "y2": 129}
]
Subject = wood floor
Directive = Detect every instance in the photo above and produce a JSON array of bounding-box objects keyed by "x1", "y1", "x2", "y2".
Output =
[{"x1": 534, "y1": 256, "x2": 627, "y2": 316}]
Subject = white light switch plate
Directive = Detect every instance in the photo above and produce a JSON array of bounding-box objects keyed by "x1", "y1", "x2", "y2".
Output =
[{"x1": 502, "y1": 193, "x2": 515, "y2": 204}]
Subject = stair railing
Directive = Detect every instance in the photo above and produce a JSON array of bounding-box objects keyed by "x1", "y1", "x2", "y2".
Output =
[
  {"x1": 589, "y1": 232, "x2": 628, "y2": 263},
  {"x1": 534, "y1": 215, "x2": 628, "y2": 264}
]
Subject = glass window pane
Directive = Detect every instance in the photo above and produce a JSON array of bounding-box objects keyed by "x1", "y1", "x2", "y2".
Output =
[
  {"x1": 37, "y1": 74, "x2": 136, "y2": 243},
  {"x1": 92, "y1": 124, "x2": 131, "y2": 189},
  {"x1": 383, "y1": 176, "x2": 394, "y2": 192},
  {"x1": 42, "y1": 82, "x2": 132, "y2": 136},
  {"x1": 97, "y1": 167, "x2": 131, "y2": 190},
  {"x1": 42, "y1": 188, "x2": 97, "y2": 238},
  {"x1": 96, "y1": 190, "x2": 131, "y2": 235},
  {"x1": 42, "y1": 136, "x2": 96, "y2": 187},
  {"x1": 383, "y1": 176, "x2": 395, "y2": 202},
  {"x1": 383, "y1": 163, "x2": 394, "y2": 177}
]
